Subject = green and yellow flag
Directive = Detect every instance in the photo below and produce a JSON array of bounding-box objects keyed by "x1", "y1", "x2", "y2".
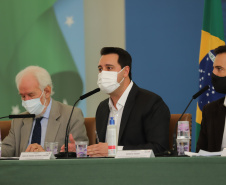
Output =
[
  {"x1": 196, "y1": 0, "x2": 225, "y2": 145},
  {"x1": 0, "y1": 0, "x2": 83, "y2": 118}
]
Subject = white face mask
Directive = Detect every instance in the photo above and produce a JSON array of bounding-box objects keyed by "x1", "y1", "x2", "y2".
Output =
[
  {"x1": 22, "y1": 91, "x2": 46, "y2": 115},
  {"x1": 97, "y1": 67, "x2": 125, "y2": 94}
]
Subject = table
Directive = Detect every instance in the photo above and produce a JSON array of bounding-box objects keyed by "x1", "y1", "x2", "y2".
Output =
[{"x1": 0, "y1": 157, "x2": 225, "y2": 185}]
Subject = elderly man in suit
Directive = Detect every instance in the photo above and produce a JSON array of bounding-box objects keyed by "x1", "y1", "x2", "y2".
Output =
[
  {"x1": 2, "y1": 66, "x2": 88, "y2": 157},
  {"x1": 63, "y1": 47, "x2": 170, "y2": 157}
]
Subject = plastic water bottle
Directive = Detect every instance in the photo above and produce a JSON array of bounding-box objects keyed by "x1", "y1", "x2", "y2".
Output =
[{"x1": 107, "y1": 117, "x2": 117, "y2": 157}]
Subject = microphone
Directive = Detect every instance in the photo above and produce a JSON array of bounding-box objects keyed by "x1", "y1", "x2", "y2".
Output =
[
  {"x1": 9, "y1": 114, "x2": 35, "y2": 119},
  {"x1": 171, "y1": 85, "x2": 209, "y2": 156},
  {"x1": 56, "y1": 88, "x2": 100, "y2": 159},
  {"x1": 0, "y1": 114, "x2": 35, "y2": 120},
  {"x1": 80, "y1": 88, "x2": 100, "y2": 100},
  {"x1": 178, "y1": 85, "x2": 209, "y2": 122},
  {"x1": 192, "y1": 85, "x2": 209, "y2": 99},
  {"x1": 155, "y1": 85, "x2": 209, "y2": 157}
]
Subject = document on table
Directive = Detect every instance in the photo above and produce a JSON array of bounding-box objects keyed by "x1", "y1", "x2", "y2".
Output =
[{"x1": 185, "y1": 150, "x2": 222, "y2": 157}]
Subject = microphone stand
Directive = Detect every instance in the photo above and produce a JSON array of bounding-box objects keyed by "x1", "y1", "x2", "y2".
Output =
[
  {"x1": 155, "y1": 85, "x2": 209, "y2": 157},
  {"x1": 171, "y1": 98, "x2": 193, "y2": 156},
  {"x1": 155, "y1": 98, "x2": 194, "y2": 157},
  {"x1": 0, "y1": 116, "x2": 9, "y2": 119},
  {"x1": 55, "y1": 88, "x2": 100, "y2": 159},
  {"x1": 64, "y1": 99, "x2": 80, "y2": 158}
]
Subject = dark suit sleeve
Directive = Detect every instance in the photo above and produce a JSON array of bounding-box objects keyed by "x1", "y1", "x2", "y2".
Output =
[
  {"x1": 123, "y1": 97, "x2": 170, "y2": 154},
  {"x1": 95, "y1": 100, "x2": 109, "y2": 142},
  {"x1": 196, "y1": 105, "x2": 208, "y2": 152}
]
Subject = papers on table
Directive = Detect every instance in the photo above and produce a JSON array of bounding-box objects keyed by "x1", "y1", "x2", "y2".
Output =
[
  {"x1": 198, "y1": 150, "x2": 222, "y2": 156},
  {"x1": 185, "y1": 149, "x2": 222, "y2": 157}
]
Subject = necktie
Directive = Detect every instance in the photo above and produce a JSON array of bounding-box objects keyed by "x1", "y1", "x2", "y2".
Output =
[{"x1": 31, "y1": 117, "x2": 43, "y2": 145}]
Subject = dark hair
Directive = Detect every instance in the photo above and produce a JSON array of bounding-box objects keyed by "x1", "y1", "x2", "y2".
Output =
[
  {"x1": 214, "y1": 45, "x2": 226, "y2": 56},
  {"x1": 100, "y1": 47, "x2": 132, "y2": 79}
]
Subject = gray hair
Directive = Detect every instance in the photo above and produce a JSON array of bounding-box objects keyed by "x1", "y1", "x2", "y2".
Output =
[{"x1": 15, "y1": 66, "x2": 54, "y2": 95}]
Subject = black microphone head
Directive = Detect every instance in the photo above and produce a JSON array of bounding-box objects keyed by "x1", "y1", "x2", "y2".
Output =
[
  {"x1": 9, "y1": 114, "x2": 35, "y2": 119},
  {"x1": 192, "y1": 85, "x2": 209, "y2": 99},
  {"x1": 80, "y1": 88, "x2": 100, "y2": 100}
]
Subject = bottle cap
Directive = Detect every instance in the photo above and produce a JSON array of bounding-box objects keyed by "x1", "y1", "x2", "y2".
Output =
[{"x1": 110, "y1": 117, "x2": 115, "y2": 125}]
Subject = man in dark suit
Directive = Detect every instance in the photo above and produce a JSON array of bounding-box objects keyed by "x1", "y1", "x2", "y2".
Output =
[
  {"x1": 87, "y1": 47, "x2": 170, "y2": 157},
  {"x1": 196, "y1": 45, "x2": 226, "y2": 152}
]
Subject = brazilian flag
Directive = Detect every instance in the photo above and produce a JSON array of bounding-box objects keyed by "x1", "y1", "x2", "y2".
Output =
[
  {"x1": 0, "y1": 0, "x2": 83, "y2": 117},
  {"x1": 196, "y1": 0, "x2": 225, "y2": 146}
]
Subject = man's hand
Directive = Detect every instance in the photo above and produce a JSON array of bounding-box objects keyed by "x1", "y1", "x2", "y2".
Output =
[
  {"x1": 60, "y1": 134, "x2": 76, "y2": 152},
  {"x1": 87, "y1": 142, "x2": 108, "y2": 157},
  {"x1": 25, "y1": 143, "x2": 45, "y2": 152}
]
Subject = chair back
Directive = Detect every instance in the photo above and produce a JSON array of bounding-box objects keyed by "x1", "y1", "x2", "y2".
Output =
[
  {"x1": 0, "y1": 118, "x2": 97, "y2": 145},
  {"x1": 84, "y1": 117, "x2": 96, "y2": 145},
  {"x1": 0, "y1": 120, "x2": 11, "y2": 140},
  {"x1": 169, "y1": 113, "x2": 192, "y2": 151}
]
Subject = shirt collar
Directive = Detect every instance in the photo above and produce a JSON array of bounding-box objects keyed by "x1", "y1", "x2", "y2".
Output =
[
  {"x1": 108, "y1": 81, "x2": 134, "y2": 110},
  {"x1": 42, "y1": 98, "x2": 52, "y2": 119}
]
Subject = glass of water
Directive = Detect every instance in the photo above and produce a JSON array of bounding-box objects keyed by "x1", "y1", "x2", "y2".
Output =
[
  {"x1": 75, "y1": 141, "x2": 88, "y2": 158},
  {"x1": 45, "y1": 142, "x2": 58, "y2": 154}
]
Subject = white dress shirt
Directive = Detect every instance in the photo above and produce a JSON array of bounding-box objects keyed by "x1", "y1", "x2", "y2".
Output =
[
  {"x1": 105, "y1": 81, "x2": 134, "y2": 150},
  {"x1": 221, "y1": 96, "x2": 226, "y2": 150}
]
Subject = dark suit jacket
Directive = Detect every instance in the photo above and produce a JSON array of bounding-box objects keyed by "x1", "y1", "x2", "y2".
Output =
[
  {"x1": 96, "y1": 83, "x2": 170, "y2": 154},
  {"x1": 196, "y1": 97, "x2": 226, "y2": 152}
]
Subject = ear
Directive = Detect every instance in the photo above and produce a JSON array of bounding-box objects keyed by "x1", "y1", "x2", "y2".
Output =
[
  {"x1": 44, "y1": 85, "x2": 51, "y2": 99},
  {"x1": 123, "y1": 66, "x2": 130, "y2": 78}
]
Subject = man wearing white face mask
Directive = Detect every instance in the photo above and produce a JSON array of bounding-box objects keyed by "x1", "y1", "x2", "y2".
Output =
[
  {"x1": 85, "y1": 47, "x2": 170, "y2": 156},
  {"x1": 97, "y1": 67, "x2": 125, "y2": 94},
  {"x1": 2, "y1": 66, "x2": 88, "y2": 157},
  {"x1": 65, "y1": 47, "x2": 170, "y2": 156}
]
